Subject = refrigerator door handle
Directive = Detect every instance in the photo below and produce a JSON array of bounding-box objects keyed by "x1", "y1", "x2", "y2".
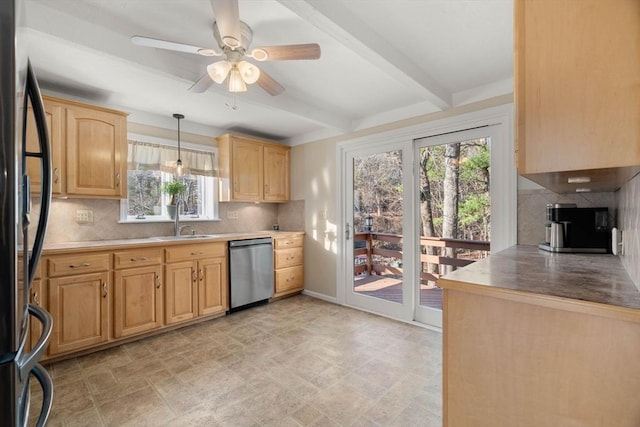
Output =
[
  {"x1": 18, "y1": 304, "x2": 52, "y2": 380},
  {"x1": 23, "y1": 61, "x2": 51, "y2": 286},
  {"x1": 26, "y1": 363, "x2": 53, "y2": 427}
]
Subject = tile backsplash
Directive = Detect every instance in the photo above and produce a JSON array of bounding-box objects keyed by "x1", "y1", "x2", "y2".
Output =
[
  {"x1": 617, "y1": 173, "x2": 640, "y2": 289},
  {"x1": 517, "y1": 189, "x2": 617, "y2": 246},
  {"x1": 38, "y1": 198, "x2": 304, "y2": 244}
]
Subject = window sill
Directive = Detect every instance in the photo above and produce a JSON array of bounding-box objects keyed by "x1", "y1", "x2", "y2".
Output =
[{"x1": 118, "y1": 217, "x2": 221, "y2": 224}]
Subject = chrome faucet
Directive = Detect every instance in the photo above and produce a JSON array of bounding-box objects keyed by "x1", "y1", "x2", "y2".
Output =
[{"x1": 174, "y1": 199, "x2": 184, "y2": 236}]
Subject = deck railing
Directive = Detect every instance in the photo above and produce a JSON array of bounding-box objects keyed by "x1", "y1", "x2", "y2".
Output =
[{"x1": 354, "y1": 232, "x2": 490, "y2": 284}]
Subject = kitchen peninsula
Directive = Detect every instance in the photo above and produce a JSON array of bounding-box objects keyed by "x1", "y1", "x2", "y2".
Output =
[{"x1": 440, "y1": 246, "x2": 640, "y2": 427}]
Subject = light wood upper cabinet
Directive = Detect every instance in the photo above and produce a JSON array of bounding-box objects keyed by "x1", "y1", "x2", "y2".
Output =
[
  {"x1": 217, "y1": 134, "x2": 290, "y2": 202},
  {"x1": 66, "y1": 103, "x2": 127, "y2": 198},
  {"x1": 263, "y1": 144, "x2": 290, "y2": 202},
  {"x1": 26, "y1": 99, "x2": 64, "y2": 194},
  {"x1": 515, "y1": 0, "x2": 640, "y2": 192},
  {"x1": 26, "y1": 95, "x2": 128, "y2": 198}
]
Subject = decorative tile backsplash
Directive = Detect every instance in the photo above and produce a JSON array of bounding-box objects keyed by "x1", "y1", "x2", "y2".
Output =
[
  {"x1": 36, "y1": 198, "x2": 305, "y2": 244},
  {"x1": 617, "y1": 173, "x2": 640, "y2": 289}
]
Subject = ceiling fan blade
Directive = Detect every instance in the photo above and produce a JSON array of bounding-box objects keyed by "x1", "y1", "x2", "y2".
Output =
[
  {"x1": 210, "y1": 0, "x2": 242, "y2": 49},
  {"x1": 256, "y1": 70, "x2": 285, "y2": 96},
  {"x1": 250, "y1": 44, "x2": 321, "y2": 61},
  {"x1": 131, "y1": 36, "x2": 221, "y2": 57},
  {"x1": 188, "y1": 74, "x2": 214, "y2": 93}
]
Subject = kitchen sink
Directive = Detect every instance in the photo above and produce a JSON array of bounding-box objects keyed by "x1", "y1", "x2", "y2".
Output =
[{"x1": 152, "y1": 234, "x2": 216, "y2": 241}]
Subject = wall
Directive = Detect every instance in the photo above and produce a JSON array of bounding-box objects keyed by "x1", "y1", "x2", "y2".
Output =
[
  {"x1": 290, "y1": 141, "x2": 338, "y2": 298},
  {"x1": 40, "y1": 198, "x2": 304, "y2": 244},
  {"x1": 617, "y1": 173, "x2": 640, "y2": 288}
]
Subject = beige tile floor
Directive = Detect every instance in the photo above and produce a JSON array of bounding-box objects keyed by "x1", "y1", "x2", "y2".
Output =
[{"x1": 31, "y1": 295, "x2": 442, "y2": 426}]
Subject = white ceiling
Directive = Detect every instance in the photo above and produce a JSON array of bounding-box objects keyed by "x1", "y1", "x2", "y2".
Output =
[{"x1": 24, "y1": 0, "x2": 513, "y2": 145}]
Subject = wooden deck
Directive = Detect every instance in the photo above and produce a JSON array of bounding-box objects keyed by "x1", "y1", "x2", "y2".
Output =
[{"x1": 353, "y1": 274, "x2": 443, "y2": 310}]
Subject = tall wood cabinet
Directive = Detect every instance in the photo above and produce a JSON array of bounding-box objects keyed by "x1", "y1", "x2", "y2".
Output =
[
  {"x1": 515, "y1": 0, "x2": 640, "y2": 192},
  {"x1": 217, "y1": 134, "x2": 290, "y2": 202},
  {"x1": 25, "y1": 95, "x2": 128, "y2": 198}
]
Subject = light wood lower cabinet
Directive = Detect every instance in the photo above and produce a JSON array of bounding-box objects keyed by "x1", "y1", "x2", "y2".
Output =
[
  {"x1": 113, "y1": 249, "x2": 164, "y2": 338},
  {"x1": 442, "y1": 287, "x2": 640, "y2": 426},
  {"x1": 273, "y1": 236, "x2": 304, "y2": 298},
  {"x1": 48, "y1": 271, "x2": 110, "y2": 355},
  {"x1": 165, "y1": 242, "x2": 228, "y2": 325}
]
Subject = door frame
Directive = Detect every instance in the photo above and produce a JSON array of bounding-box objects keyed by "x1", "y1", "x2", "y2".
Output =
[{"x1": 336, "y1": 103, "x2": 516, "y2": 325}]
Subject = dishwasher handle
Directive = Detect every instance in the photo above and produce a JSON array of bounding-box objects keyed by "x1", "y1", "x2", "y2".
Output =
[{"x1": 229, "y1": 237, "x2": 272, "y2": 248}]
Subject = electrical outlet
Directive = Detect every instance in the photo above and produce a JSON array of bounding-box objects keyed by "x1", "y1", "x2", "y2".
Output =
[
  {"x1": 76, "y1": 209, "x2": 93, "y2": 224},
  {"x1": 227, "y1": 210, "x2": 239, "y2": 220}
]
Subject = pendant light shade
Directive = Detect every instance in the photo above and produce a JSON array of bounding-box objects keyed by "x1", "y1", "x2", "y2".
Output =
[
  {"x1": 207, "y1": 61, "x2": 231, "y2": 84},
  {"x1": 173, "y1": 113, "x2": 184, "y2": 176},
  {"x1": 237, "y1": 60, "x2": 260, "y2": 84}
]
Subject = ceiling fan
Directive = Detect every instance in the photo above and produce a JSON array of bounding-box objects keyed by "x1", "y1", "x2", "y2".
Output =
[{"x1": 131, "y1": 0, "x2": 321, "y2": 96}]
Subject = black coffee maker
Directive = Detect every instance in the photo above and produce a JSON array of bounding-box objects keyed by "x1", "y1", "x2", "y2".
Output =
[{"x1": 539, "y1": 204, "x2": 609, "y2": 253}]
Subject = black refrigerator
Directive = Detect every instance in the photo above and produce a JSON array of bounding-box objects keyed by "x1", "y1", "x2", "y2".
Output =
[{"x1": 0, "y1": 0, "x2": 54, "y2": 425}]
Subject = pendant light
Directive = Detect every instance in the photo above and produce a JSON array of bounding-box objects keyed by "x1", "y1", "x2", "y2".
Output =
[{"x1": 173, "y1": 113, "x2": 184, "y2": 176}]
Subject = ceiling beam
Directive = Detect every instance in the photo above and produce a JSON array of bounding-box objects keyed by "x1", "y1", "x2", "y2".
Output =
[{"x1": 278, "y1": 0, "x2": 452, "y2": 110}]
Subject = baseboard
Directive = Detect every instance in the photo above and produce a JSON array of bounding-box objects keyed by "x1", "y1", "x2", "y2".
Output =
[{"x1": 302, "y1": 289, "x2": 338, "y2": 304}]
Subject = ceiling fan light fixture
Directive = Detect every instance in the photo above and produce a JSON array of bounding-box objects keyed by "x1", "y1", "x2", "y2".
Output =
[
  {"x1": 237, "y1": 60, "x2": 260, "y2": 84},
  {"x1": 207, "y1": 61, "x2": 231, "y2": 84},
  {"x1": 222, "y1": 36, "x2": 241, "y2": 49},
  {"x1": 228, "y1": 66, "x2": 247, "y2": 92}
]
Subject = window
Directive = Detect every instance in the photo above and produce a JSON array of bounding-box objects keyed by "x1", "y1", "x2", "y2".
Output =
[{"x1": 120, "y1": 140, "x2": 218, "y2": 222}]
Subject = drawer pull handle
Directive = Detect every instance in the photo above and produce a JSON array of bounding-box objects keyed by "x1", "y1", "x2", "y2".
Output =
[
  {"x1": 199, "y1": 269, "x2": 204, "y2": 281},
  {"x1": 192, "y1": 269, "x2": 197, "y2": 283},
  {"x1": 70, "y1": 262, "x2": 91, "y2": 269},
  {"x1": 191, "y1": 251, "x2": 205, "y2": 256},
  {"x1": 102, "y1": 283, "x2": 108, "y2": 298},
  {"x1": 116, "y1": 172, "x2": 121, "y2": 187},
  {"x1": 32, "y1": 291, "x2": 40, "y2": 305},
  {"x1": 130, "y1": 256, "x2": 148, "y2": 262},
  {"x1": 155, "y1": 274, "x2": 161, "y2": 289},
  {"x1": 53, "y1": 168, "x2": 59, "y2": 183}
]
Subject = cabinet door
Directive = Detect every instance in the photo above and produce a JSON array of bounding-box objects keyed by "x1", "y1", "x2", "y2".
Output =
[
  {"x1": 26, "y1": 100, "x2": 64, "y2": 194},
  {"x1": 114, "y1": 266, "x2": 163, "y2": 338},
  {"x1": 165, "y1": 261, "x2": 198, "y2": 324},
  {"x1": 231, "y1": 138, "x2": 263, "y2": 201},
  {"x1": 65, "y1": 105, "x2": 126, "y2": 197},
  {"x1": 48, "y1": 272, "x2": 110, "y2": 355},
  {"x1": 263, "y1": 144, "x2": 290, "y2": 202},
  {"x1": 198, "y1": 257, "x2": 227, "y2": 316},
  {"x1": 516, "y1": 0, "x2": 640, "y2": 174}
]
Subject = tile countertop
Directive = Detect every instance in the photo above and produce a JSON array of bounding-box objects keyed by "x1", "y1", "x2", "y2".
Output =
[
  {"x1": 439, "y1": 245, "x2": 640, "y2": 311},
  {"x1": 40, "y1": 231, "x2": 304, "y2": 254}
]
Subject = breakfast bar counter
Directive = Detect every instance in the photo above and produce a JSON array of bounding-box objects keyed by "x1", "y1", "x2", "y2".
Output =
[{"x1": 439, "y1": 245, "x2": 640, "y2": 427}]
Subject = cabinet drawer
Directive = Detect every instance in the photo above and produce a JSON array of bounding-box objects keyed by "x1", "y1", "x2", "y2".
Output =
[
  {"x1": 114, "y1": 248, "x2": 163, "y2": 269},
  {"x1": 274, "y1": 247, "x2": 303, "y2": 269},
  {"x1": 165, "y1": 242, "x2": 226, "y2": 263},
  {"x1": 275, "y1": 265, "x2": 304, "y2": 293},
  {"x1": 48, "y1": 253, "x2": 110, "y2": 277},
  {"x1": 274, "y1": 236, "x2": 303, "y2": 249}
]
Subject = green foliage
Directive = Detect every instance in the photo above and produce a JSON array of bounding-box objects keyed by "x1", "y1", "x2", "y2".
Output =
[{"x1": 162, "y1": 179, "x2": 187, "y2": 205}]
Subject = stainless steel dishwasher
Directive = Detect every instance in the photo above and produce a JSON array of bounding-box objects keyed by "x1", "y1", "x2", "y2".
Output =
[{"x1": 228, "y1": 237, "x2": 274, "y2": 312}]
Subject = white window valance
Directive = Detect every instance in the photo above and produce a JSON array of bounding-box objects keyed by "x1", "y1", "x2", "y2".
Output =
[{"x1": 127, "y1": 140, "x2": 216, "y2": 177}]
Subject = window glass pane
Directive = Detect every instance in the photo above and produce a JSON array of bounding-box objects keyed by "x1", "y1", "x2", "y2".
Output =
[{"x1": 127, "y1": 169, "x2": 162, "y2": 217}]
